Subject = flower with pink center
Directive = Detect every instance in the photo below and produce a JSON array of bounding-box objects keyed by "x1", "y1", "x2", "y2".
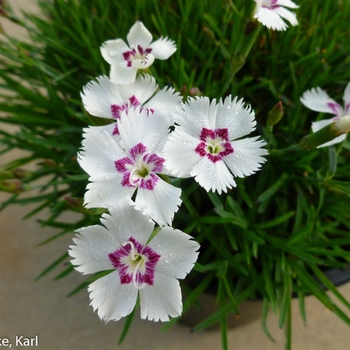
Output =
[
  {"x1": 163, "y1": 96, "x2": 268, "y2": 194},
  {"x1": 78, "y1": 107, "x2": 182, "y2": 226},
  {"x1": 100, "y1": 21, "x2": 176, "y2": 84},
  {"x1": 300, "y1": 83, "x2": 350, "y2": 147},
  {"x1": 254, "y1": 0, "x2": 298, "y2": 31},
  {"x1": 69, "y1": 204, "x2": 200, "y2": 322},
  {"x1": 81, "y1": 75, "x2": 181, "y2": 138}
]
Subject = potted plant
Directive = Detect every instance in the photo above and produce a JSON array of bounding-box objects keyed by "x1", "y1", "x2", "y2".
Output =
[{"x1": 1, "y1": 1, "x2": 350, "y2": 349}]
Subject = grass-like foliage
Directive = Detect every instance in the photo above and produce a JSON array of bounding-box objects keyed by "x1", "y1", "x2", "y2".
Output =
[{"x1": 1, "y1": 0, "x2": 350, "y2": 349}]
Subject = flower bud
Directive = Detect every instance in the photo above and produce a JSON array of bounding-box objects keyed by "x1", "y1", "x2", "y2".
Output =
[
  {"x1": 299, "y1": 117, "x2": 350, "y2": 150},
  {"x1": 0, "y1": 179, "x2": 30, "y2": 193},
  {"x1": 267, "y1": 101, "x2": 284, "y2": 127},
  {"x1": 189, "y1": 87, "x2": 201, "y2": 97},
  {"x1": 334, "y1": 116, "x2": 350, "y2": 134}
]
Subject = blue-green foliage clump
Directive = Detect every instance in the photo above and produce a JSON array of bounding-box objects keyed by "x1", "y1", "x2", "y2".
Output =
[{"x1": 1, "y1": 1, "x2": 350, "y2": 349}]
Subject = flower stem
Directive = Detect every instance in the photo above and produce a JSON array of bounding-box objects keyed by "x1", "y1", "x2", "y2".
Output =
[{"x1": 220, "y1": 20, "x2": 261, "y2": 95}]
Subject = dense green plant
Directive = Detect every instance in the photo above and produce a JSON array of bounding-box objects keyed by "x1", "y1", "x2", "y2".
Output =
[{"x1": 1, "y1": 0, "x2": 350, "y2": 349}]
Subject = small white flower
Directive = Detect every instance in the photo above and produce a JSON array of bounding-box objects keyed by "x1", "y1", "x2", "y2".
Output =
[
  {"x1": 300, "y1": 83, "x2": 350, "y2": 147},
  {"x1": 254, "y1": 0, "x2": 298, "y2": 31},
  {"x1": 163, "y1": 96, "x2": 268, "y2": 194},
  {"x1": 81, "y1": 75, "x2": 181, "y2": 137},
  {"x1": 69, "y1": 204, "x2": 200, "y2": 322},
  {"x1": 78, "y1": 107, "x2": 182, "y2": 226},
  {"x1": 101, "y1": 21, "x2": 176, "y2": 84}
]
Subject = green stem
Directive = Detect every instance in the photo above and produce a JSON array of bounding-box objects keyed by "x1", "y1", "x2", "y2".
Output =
[{"x1": 220, "y1": 20, "x2": 261, "y2": 95}]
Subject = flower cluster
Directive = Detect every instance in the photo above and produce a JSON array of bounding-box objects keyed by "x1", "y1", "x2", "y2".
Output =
[{"x1": 69, "y1": 21, "x2": 269, "y2": 323}]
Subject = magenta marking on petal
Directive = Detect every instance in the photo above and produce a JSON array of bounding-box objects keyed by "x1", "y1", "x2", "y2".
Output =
[
  {"x1": 345, "y1": 103, "x2": 350, "y2": 113},
  {"x1": 123, "y1": 50, "x2": 136, "y2": 67},
  {"x1": 129, "y1": 143, "x2": 147, "y2": 160},
  {"x1": 195, "y1": 142, "x2": 207, "y2": 157},
  {"x1": 112, "y1": 123, "x2": 120, "y2": 135},
  {"x1": 111, "y1": 104, "x2": 126, "y2": 119},
  {"x1": 144, "y1": 153, "x2": 165, "y2": 172},
  {"x1": 195, "y1": 127, "x2": 234, "y2": 163},
  {"x1": 108, "y1": 237, "x2": 161, "y2": 286},
  {"x1": 327, "y1": 102, "x2": 343, "y2": 116},
  {"x1": 129, "y1": 95, "x2": 141, "y2": 107},
  {"x1": 115, "y1": 157, "x2": 133, "y2": 172},
  {"x1": 139, "y1": 173, "x2": 159, "y2": 190}
]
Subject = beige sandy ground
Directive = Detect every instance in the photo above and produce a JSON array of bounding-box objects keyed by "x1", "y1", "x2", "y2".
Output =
[{"x1": 1, "y1": 1, "x2": 350, "y2": 349}]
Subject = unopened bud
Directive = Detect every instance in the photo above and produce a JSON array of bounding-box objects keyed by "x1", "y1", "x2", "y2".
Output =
[
  {"x1": 202, "y1": 27, "x2": 215, "y2": 41},
  {"x1": 179, "y1": 85, "x2": 187, "y2": 98},
  {"x1": 299, "y1": 117, "x2": 350, "y2": 150},
  {"x1": 334, "y1": 116, "x2": 350, "y2": 134},
  {"x1": 65, "y1": 197, "x2": 107, "y2": 215},
  {"x1": 189, "y1": 87, "x2": 201, "y2": 97},
  {"x1": 267, "y1": 101, "x2": 284, "y2": 127},
  {"x1": 0, "y1": 179, "x2": 30, "y2": 193}
]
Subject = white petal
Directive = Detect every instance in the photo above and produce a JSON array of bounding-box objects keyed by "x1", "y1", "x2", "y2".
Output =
[
  {"x1": 69, "y1": 225, "x2": 116, "y2": 275},
  {"x1": 135, "y1": 178, "x2": 182, "y2": 226},
  {"x1": 216, "y1": 95, "x2": 257, "y2": 140},
  {"x1": 144, "y1": 86, "x2": 182, "y2": 126},
  {"x1": 100, "y1": 39, "x2": 129, "y2": 65},
  {"x1": 110, "y1": 64, "x2": 138, "y2": 85},
  {"x1": 311, "y1": 117, "x2": 335, "y2": 132},
  {"x1": 131, "y1": 54, "x2": 155, "y2": 69},
  {"x1": 88, "y1": 271, "x2": 138, "y2": 322},
  {"x1": 254, "y1": 6, "x2": 288, "y2": 31},
  {"x1": 83, "y1": 124, "x2": 120, "y2": 141},
  {"x1": 149, "y1": 227, "x2": 199, "y2": 279},
  {"x1": 148, "y1": 37, "x2": 177, "y2": 60},
  {"x1": 300, "y1": 87, "x2": 343, "y2": 116},
  {"x1": 78, "y1": 131, "x2": 125, "y2": 178},
  {"x1": 273, "y1": 6, "x2": 298, "y2": 26},
  {"x1": 276, "y1": 0, "x2": 298, "y2": 8},
  {"x1": 163, "y1": 128, "x2": 201, "y2": 177},
  {"x1": 81, "y1": 76, "x2": 123, "y2": 119},
  {"x1": 139, "y1": 273, "x2": 182, "y2": 322},
  {"x1": 316, "y1": 134, "x2": 346, "y2": 148},
  {"x1": 84, "y1": 178, "x2": 134, "y2": 209},
  {"x1": 127, "y1": 21, "x2": 153, "y2": 49},
  {"x1": 342, "y1": 82, "x2": 350, "y2": 114},
  {"x1": 190, "y1": 156, "x2": 237, "y2": 194},
  {"x1": 173, "y1": 97, "x2": 218, "y2": 138},
  {"x1": 117, "y1": 75, "x2": 158, "y2": 106},
  {"x1": 224, "y1": 137, "x2": 268, "y2": 178},
  {"x1": 101, "y1": 204, "x2": 155, "y2": 247},
  {"x1": 118, "y1": 107, "x2": 170, "y2": 153}
]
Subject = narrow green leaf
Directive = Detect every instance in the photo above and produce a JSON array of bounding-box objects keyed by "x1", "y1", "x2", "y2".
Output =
[
  {"x1": 35, "y1": 252, "x2": 69, "y2": 280},
  {"x1": 118, "y1": 307, "x2": 136, "y2": 345}
]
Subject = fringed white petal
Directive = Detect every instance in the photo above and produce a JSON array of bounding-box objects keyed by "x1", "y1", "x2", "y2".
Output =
[
  {"x1": 135, "y1": 178, "x2": 182, "y2": 226},
  {"x1": 139, "y1": 274, "x2": 182, "y2": 322},
  {"x1": 88, "y1": 271, "x2": 138, "y2": 322},
  {"x1": 110, "y1": 63, "x2": 137, "y2": 85},
  {"x1": 118, "y1": 107, "x2": 170, "y2": 153},
  {"x1": 190, "y1": 156, "x2": 237, "y2": 194},
  {"x1": 81, "y1": 75, "x2": 123, "y2": 119},
  {"x1": 127, "y1": 21, "x2": 153, "y2": 49},
  {"x1": 342, "y1": 82, "x2": 350, "y2": 114},
  {"x1": 273, "y1": 6, "x2": 298, "y2": 26},
  {"x1": 101, "y1": 204, "x2": 155, "y2": 247},
  {"x1": 163, "y1": 129, "x2": 201, "y2": 177},
  {"x1": 172, "y1": 97, "x2": 218, "y2": 137},
  {"x1": 216, "y1": 95, "x2": 256, "y2": 140},
  {"x1": 69, "y1": 225, "x2": 116, "y2": 274},
  {"x1": 224, "y1": 137, "x2": 268, "y2": 178},
  {"x1": 300, "y1": 87, "x2": 343, "y2": 115},
  {"x1": 254, "y1": 6, "x2": 288, "y2": 31},
  {"x1": 276, "y1": 0, "x2": 298, "y2": 9},
  {"x1": 100, "y1": 39, "x2": 129, "y2": 65},
  {"x1": 148, "y1": 36, "x2": 177, "y2": 60},
  {"x1": 149, "y1": 227, "x2": 199, "y2": 279}
]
